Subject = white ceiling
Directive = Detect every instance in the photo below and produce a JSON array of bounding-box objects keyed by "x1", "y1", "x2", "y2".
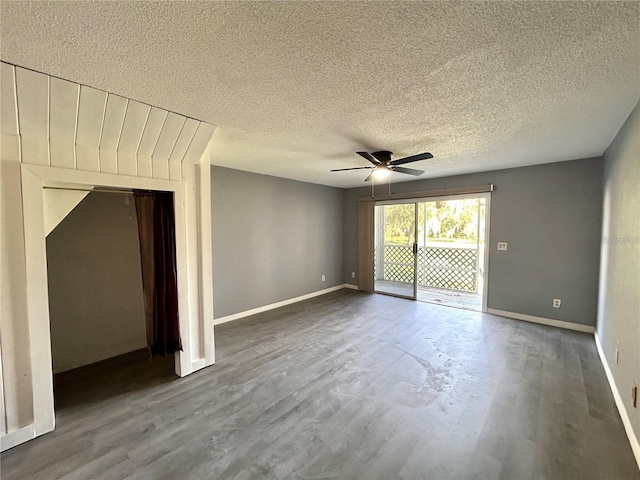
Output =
[{"x1": 1, "y1": 1, "x2": 639, "y2": 188}]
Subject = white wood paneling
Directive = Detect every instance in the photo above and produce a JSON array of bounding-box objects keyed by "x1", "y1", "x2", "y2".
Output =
[
  {"x1": 0, "y1": 343, "x2": 6, "y2": 434},
  {"x1": 99, "y1": 95, "x2": 128, "y2": 174},
  {"x1": 137, "y1": 107, "x2": 167, "y2": 178},
  {"x1": 182, "y1": 164, "x2": 200, "y2": 358},
  {"x1": 76, "y1": 86, "x2": 107, "y2": 172},
  {"x1": 0, "y1": 139, "x2": 5, "y2": 432},
  {"x1": 0, "y1": 158, "x2": 34, "y2": 434},
  {"x1": 0, "y1": 63, "x2": 19, "y2": 136},
  {"x1": 0, "y1": 133, "x2": 21, "y2": 163},
  {"x1": 2, "y1": 61, "x2": 218, "y2": 451},
  {"x1": 169, "y1": 118, "x2": 199, "y2": 164},
  {"x1": 197, "y1": 147, "x2": 215, "y2": 366},
  {"x1": 117, "y1": 100, "x2": 150, "y2": 177},
  {"x1": 49, "y1": 78, "x2": 79, "y2": 170},
  {"x1": 152, "y1": 112, "x2": 185, "y2": 180},
  {"x1": 15, "y1": 68, "x2": 49, "y2": 166},
  {"x1": 0, "y1": 64, "x2": 21, "y2": 163},
  {"x1": 183, "y1": 122, "x2": 216, "y2": 164},
  {"x1": 3, "y1": 62, "x2": 216, "y2": 177},
  {"x1": 169, "y1": 162, "x2": 182, "y2": 181}
]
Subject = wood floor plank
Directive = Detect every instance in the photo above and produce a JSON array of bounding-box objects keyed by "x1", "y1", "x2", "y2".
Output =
[{"x1": 2, "y1": 290, "x2": 638, "y2": 479}]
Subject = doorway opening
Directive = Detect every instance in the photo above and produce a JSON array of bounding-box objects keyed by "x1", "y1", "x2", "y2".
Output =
[
  {"x1": 45, "y1": 191, "x2": 177, "y2": 415},
  {"x1": 373, "y1": 193, "x2": 490, "y2": 312},
  {"x1": 18, "y1": 163, "x2": 205, "y2": 441}
]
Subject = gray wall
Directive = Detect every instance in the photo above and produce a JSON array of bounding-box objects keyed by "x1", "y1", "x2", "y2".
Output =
[
  {"x1": 598, "y1": 101, "x2": 640, "y2": 443},
  {"x1": 211, "y1": 166, "x2": 344, "y2": 318},
  {"x1": 46, "y1": 192, "x2": 146, "y2": 373},
  {"x1": 344, "y1": 158, "x2": 603, "y2": 326}
]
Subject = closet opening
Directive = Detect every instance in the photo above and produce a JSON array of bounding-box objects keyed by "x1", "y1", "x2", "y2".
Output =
[{"x1": 45, "y1": 189, "x2": 179, "y2": 417}]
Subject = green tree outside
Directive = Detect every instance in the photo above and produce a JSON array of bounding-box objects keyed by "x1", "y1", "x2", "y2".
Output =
[{"x1": 384, "y1": 199, "x2": 483, "y2": 245}]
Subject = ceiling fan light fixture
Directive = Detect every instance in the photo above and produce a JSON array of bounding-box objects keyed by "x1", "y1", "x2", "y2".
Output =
[
  {"x1": 331, "y1": 150, "x2": 431, "y2": 182},
  {"x1": 372, "y1": 166, "x2": 391, "y2": 179}
]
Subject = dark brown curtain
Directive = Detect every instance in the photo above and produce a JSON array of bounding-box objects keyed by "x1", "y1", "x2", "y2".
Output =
[
  {"x1": 133, "y1": 190, "x2": 182, "y2": 357},
  {"x1": 357, "y1": 200, "x2": 375, "y2": 292}
]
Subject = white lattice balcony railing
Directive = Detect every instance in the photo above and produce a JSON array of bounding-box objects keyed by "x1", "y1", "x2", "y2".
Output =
[{"x1": 375, "y1": 244, "x2": 479, "y2": 292}]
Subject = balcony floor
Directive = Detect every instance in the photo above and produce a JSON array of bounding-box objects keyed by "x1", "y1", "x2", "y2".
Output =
[
  {"x1": 375, "y1": 280, "x2": 482, "y2": 312},
  {"x1": 418, "y1": 285, "x2": 482, "y2": 312}
]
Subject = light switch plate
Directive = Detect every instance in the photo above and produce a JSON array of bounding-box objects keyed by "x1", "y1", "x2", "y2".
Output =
[{"x1": 497, "y1": 242, "x2": 508, "y2": 251}]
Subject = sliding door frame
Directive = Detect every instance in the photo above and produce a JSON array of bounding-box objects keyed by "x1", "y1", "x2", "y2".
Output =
[{"x1": 372, "y1": 191, "x2": 492, "y2": 312}]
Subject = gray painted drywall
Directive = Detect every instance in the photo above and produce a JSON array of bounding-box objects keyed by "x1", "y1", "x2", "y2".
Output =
[
  {"x1": 46, "y1": 192, "x2": 146, "y2": 373},
  {"x1": 211, "y1": 166, "x2": 344, "y2": 318},
  {"x1": 344, "y1": 158, "x2": 603, "y2": 326},
  {"x1": 598, "y1": 101, "x2": 640, "y2": 444}
]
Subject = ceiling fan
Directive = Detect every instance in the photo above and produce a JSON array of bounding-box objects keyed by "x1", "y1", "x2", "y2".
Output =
[{"x1": 331, "y1": 150, "x2": 434, "y2": 181}]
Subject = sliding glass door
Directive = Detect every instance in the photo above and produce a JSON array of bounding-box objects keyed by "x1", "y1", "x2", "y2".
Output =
[{"x1": 373, "y1": 202, "x2": 418, "y2": 299}]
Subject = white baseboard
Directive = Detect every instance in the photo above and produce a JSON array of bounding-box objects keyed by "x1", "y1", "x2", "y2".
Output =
[
  {"x1": 214, "y1": 284, "x2": 348, "y2": 326},
  {"x1": 345, "y1": 283, "x2": 358, "y2": 290},
  {"x1": 487, "y1": 308, "x2": 595, "y2": 334},
  {"x1": 1, "y1": 425, "x2": 35, "y2": 452},
  {"x1": 595, "y1": 333, "x2": 640, "y2": 470}
]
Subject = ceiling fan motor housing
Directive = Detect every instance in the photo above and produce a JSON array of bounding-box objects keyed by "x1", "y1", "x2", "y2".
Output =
[{"x1": 373, "y1": 151, "x2": 393, "y2": 163}]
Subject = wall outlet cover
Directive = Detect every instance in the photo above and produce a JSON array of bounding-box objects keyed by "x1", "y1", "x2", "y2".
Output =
[
  {"x1": 553, "y1": 298, "x2": 562, "y2": 308},
  {"x1": 497, "y1": 242, "x2": 508, "y2": 251}
]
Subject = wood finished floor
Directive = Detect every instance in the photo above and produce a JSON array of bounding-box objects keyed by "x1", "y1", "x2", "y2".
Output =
[{"x1": 2, "y1": 290, "x2": 638, "y2": 480}]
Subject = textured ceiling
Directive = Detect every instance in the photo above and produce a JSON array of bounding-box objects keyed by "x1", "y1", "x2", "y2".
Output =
[{"x1": 1, "y1": 1, "x2": 639, "y2": 188}]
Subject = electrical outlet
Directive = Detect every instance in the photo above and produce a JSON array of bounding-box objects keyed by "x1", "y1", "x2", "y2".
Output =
[
  {"x1": 553, "y1": 298, "x2": 561, "y2": 308},
  {"x1": 497, "y1": 242, "x2": 508, "y2": 251},
  {"x1": 321, "y1": 275, "x2": 325, "y2": 282},
  {"x1": 351, "y1": 271, "x2": 355, "y2": 278}
]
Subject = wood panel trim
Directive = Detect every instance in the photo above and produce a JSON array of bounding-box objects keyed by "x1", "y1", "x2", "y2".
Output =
[
  {"x1": 20, "y1": 166, "x2": 55, "y2": 436},
  {"x1": 0, "y1": 425, "x2": 35, "y2": 452},
  {"x1": 197, "y1": 147, "x2": 215, "y2": 365},
  {"x1": 0, "y1": 337, "x2": 6, "y2": 434}
]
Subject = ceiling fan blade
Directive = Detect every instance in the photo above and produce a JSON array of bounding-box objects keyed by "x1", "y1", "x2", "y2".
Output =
[
  {"x1": 356, "y1": 151, "x2": 381, "y2": 166},
  {"x1": 364, "y1": 172, "x2": 374, "y2": 182},
  {"x1": 389, "y1": 152, "x2": 433, "y2": 166},
  {"x1": 331, "y1": 166, "x2": 374, "y2": 172},
  {"x1": 392, "y1": 166, "x2": 424, "y2": 176}
]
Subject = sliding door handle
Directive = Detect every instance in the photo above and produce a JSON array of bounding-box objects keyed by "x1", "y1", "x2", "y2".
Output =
[{"x1": 412, "y1": 243, "x2": 418, "y2": 255}]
